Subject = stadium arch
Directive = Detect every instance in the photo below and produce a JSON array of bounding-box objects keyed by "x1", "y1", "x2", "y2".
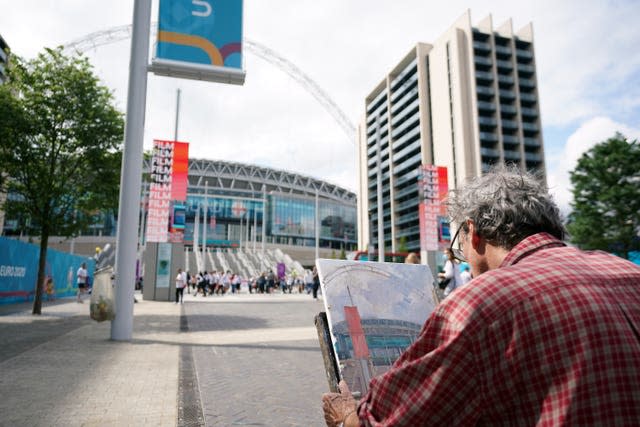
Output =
[{"x1": 63, "y1": 24, "x2": 356, "y2": 143}]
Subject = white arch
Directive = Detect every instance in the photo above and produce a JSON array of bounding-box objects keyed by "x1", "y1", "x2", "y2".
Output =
[{"x1": 63, "y1": 24, "x2": 356, "y2": 142}]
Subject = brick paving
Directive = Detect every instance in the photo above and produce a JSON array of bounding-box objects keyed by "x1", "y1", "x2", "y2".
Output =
[
  {"x1": 0, "y1": 291, "x2": 330, "y2": 426},
  {"x1": 184, "y1": 297, "x2": 328, "y2": 426}
]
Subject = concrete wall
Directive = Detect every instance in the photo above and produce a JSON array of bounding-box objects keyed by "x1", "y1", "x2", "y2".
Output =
[{"x1": 142, "y1": 242, "x2": 185, "y2": 302}]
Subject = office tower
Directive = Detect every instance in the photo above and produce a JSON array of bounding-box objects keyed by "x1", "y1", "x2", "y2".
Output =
[
  {"x1": 357, "y1": 11, "x2": 545, "y2": 256},
  {"x1": 0, "y1": 34, "x2": 9, "y2": 233},
  {"x1": 0, "y1": 34, "x2": 9, "y2": 84}
]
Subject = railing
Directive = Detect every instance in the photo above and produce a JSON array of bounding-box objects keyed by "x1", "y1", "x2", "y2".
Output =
[
  {"x1": 495, "y1": 45, "x2": 512, "y2": 57},
  {"x1": 475, "y1": 70, "x2": 493, "y2": 82},
  {"x1": 479, "y1": 131, "x2": 498, "y2": 142},
  {"x1": 477, "y1": 86, "x2": 494, "y2": 96},
  {"x1": 502, "y1": 134, "x2": 519, "y2": 144},
  {"x1": 517, "y1": 63, "x2": 535, "y2": 74},
  {"x1": 480, "y1": 147, "x2": 500, "y2": 157},
  {"x1": 504, "y1": 150, "x2": 521, "y2": 160},
  {"x1": 516, "y1": 49, "x2": 533, "y2": 60},
  {"x1": 477, "y1": 100, "x2": 496, "y2": 111},
  {"x1": 215, "y1": 249, "x2": 231, "y2": 273},
  {"x1": 473, "y1": 40, "x2": 491, "y2": 52},
  {"x1": 520, "y1": 93, "x2": 537, "y2": 102},
  {"x1": 478, "y1": 117, "x2": 498, "y2": 127},
  {"x1": 523, "y1": 137, "x2": 540, "y2": 147},
  {"x1": 474, "y1": 56, "x2": 492, "y2": 67}
]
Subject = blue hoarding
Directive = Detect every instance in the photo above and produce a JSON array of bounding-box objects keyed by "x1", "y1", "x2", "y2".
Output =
[{"x1": 0, "y1": 237, "x2": 95, "y2": 305}]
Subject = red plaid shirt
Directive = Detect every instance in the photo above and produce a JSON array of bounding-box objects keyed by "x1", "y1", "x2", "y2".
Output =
[{"x1": 358, "y1": 233, "x2": 640, "y2": 426}]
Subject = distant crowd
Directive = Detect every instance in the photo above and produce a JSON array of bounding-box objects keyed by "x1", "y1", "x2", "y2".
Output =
[{"x1": 181, "y1": 268, "x2": 318, "y2": 296}]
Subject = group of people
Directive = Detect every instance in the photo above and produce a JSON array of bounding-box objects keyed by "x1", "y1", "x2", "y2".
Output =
[
  {"x1": 405, "y1": 248, "x2": 473, "y2": 299},
  {"x1": 322, "y1": 167, "x2": 640, "y2": 426},
  {"x1": 437, "y1": 249, "x2": 472, "y2": 297},
  {"x1": 172, "y1": 267, "x2": 321, "y2": 303},
  {"x1": 251, "y1": 268, "x2": 320, "y2": 297},
  {"x1": 174, "y1": 269, "x2": 242, "y2": 302}
]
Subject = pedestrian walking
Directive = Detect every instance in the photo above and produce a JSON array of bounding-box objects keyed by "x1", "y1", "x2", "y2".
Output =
[
  {"x1": 175, "y1": 268, "x2": 186, "y2": 304},
  {"x1": 312, "y1": 266, "x2": 320, "y2": 300},
  {"x1": 304, "y1": 269, "x2": 313, "y2": 294},
  {"x1": 76, "y1": 262, "x2": 88, "y2": 303}
]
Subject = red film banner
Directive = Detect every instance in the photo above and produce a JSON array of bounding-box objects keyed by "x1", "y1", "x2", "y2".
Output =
[
  {"x1": 344, "y1": 306, "x2": 370, "y2": 359},
  {"x1": 437, "y1": 166, "x2": 448, "y2": 216},
  {"x1": 146, "y1": 141, "x2": 173, "y2": 242},
  {"x1": 145, "y1": 140, "x2": 189, "y2": 243},
  {"x1": 171, "y1": 141, "x2": 189, "y2": 201},
  {"x1": 418, "y1": 165, "x2": 448, "y2": 252}
]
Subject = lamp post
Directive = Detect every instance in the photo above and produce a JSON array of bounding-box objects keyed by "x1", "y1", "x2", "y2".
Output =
[
  {"x1": 111, "y1": 0, "x2": 152, "y2": 341},
  {"x1": 261, "y1": 185, "x2": 266, "y2": 256},
  {"x1": 202, "y1": 181, "x2": 208, "y2": 271},
  {"x1": 315, "y1": 189, "x2": 319, "y2": 261}
]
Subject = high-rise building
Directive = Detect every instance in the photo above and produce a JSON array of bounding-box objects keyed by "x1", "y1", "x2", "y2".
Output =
[
  {"x1": 357, "y1": 11, "x2": 545, "y2": 258},
  {"x1": 0, "y1": 34, "x2": 9, "y2": 84},
  {"x1": 0, "y1": 35, "x2": 9, "y2": 234}
]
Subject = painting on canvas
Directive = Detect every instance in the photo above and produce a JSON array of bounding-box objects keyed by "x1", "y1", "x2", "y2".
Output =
[{"x1": 316, "y1": 259, "x2": 436, "y2": 397}]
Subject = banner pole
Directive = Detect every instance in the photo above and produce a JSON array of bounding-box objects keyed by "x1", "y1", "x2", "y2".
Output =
[
  {"x1": 111, "y1": 0, "x2": 151, "y2": 341},
  {"x1": 174, "y1": 88, "x2": 181, "y2": 141}
]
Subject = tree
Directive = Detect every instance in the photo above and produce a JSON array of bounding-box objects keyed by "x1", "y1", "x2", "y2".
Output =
[
  {"x1": 568, "y1": 133, "x2": 640, "y2": 259},
  {"x1": 0, "y1": 47, "x2": 124, "y2": 314},
  {"x1": 397, "y1": 236, "x2": 408, "y2": 253},
  {"x1": 339, "y1": 246, "x2": 346, "y2": 260}
]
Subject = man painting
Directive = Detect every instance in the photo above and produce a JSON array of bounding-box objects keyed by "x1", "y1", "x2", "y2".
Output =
[{"x1": 322, "y1": 167, "x2": 640, "y2": 426}]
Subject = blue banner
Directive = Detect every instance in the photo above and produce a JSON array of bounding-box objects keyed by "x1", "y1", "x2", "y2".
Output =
[
  {"x1": 0, "y1": 237, "x2": 95, "y2": 305},
  {"x1": 156, "y1": 0, "x2": 243, "y2": 69}
]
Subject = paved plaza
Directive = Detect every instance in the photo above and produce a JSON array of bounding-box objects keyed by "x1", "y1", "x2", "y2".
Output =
[{"x1": 0, "y1": 291, "x2": 330, "y2": 426}]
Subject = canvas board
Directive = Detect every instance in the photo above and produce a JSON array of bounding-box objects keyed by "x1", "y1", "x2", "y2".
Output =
[{"x1": 316, "y1": 259, "x2": 436, "y2": 397}]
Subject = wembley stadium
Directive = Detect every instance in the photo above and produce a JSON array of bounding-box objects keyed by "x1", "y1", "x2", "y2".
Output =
[{"x1": 6, "y1": 157, "x2": 358, "y2": 270}]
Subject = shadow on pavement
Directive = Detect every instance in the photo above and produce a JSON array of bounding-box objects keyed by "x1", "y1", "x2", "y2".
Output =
[{"x1": 0, "y1": 314, "x2": 91, "y2": 363}]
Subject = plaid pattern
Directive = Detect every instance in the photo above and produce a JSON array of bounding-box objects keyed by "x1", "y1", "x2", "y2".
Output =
[{"x1": 358, "y1": 233, "x2": 640, "y2": 426}]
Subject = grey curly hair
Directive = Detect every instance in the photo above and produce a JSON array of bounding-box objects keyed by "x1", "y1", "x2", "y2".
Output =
[{"x1": 447, "y1": 165, "x2": 565, "y2": 250}]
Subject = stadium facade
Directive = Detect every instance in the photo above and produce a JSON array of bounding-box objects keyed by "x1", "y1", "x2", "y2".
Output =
[
  {"x1": 165, "y1": 158, "x2": 357, "y2": 252},
  {"x1": 2, "y1": 158, "x2": 358, "y2": 262}
]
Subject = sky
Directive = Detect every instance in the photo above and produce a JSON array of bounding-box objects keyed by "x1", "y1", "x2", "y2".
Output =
[{"x1": 3, "y1": 0, "x2": 640, "y2": 216}]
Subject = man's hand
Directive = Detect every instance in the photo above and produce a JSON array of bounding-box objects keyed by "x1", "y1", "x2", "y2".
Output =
[{"x1": 322, "y1": 380, "x2": 358, "y2": 427}]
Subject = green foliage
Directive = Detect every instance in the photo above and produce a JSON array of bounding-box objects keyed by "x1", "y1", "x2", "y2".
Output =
[
  {"x1": 397, "y1": 236, "x2": 408, "y2": 254},
  {"x1": 568, "y1": 133, "x2": 640, "y2": 259},
  {"x1": 0, "y1": 47, "x2": 124, "y2": 237},
  {"x1": 339, "y1": 246, "x2": 346, "y2": 260},
  {"x1": 0, "y1": 47, "x2": 124, "y2": 313}
]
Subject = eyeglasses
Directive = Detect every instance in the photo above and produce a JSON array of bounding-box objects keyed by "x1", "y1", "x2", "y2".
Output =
[{"x1": 449, "y1": 227, "x2": 467, "y2": 263}]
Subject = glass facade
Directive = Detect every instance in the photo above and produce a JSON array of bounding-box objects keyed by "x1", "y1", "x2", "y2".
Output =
[
  {"x1": 181, "y1": 195, "x2": 263, "y2": 247},
  {"x1": 165, "y1": 193, "x2": 357, "y2": 250},
  {"x1": 268, "y1": 194, "x2": 356, "y2": 248}
]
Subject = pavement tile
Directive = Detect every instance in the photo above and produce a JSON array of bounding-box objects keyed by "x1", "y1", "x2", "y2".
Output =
[{"x1": 0, "y1": 291, "x2": 330, "y2": 426}]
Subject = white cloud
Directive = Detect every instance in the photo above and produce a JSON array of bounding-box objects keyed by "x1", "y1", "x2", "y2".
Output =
[
  {"x1": 533, "y1": 1, "x2": 640, "y2": 126},
  {"x1": 547, "y1": 117, "x2": 640, "y2": 216}
]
